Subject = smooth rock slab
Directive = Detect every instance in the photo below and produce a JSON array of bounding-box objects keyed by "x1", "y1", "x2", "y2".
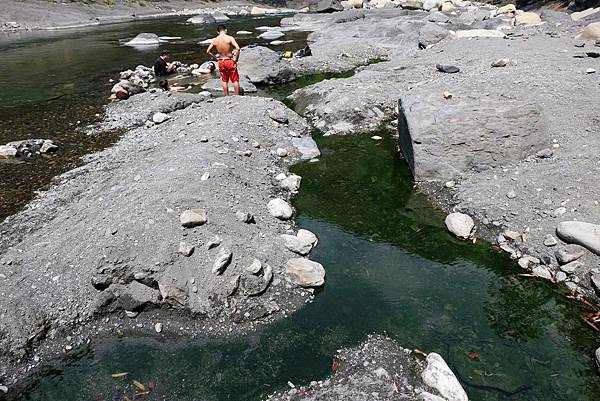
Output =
[
  {"x1": 421, "y1": 353, "x2": 468, "y2": 401},
  {"x1": 180, "y1": 208, "x2": 208, "y2": 227},
  {"x1": 398, "y1": 88, "x2": 547, "y2": 181},
  {"x1": 445, "y1": 213, "x2": 474, "y2": 240},
  {"x1": 556, "y1": 221, "x2": 600, "y2": 256},
  {"x1": 286, "y1": 258, "x2": 326, "y2": 287},
  {"x1": 268, "y1": 198, "x2": 293, "y2": 220}
]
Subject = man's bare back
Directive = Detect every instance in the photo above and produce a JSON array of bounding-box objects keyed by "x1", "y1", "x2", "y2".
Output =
[
  {"x1": 206, "y1": 25, "x2": 241, "y2": 96},
  {"x1": 210, "y1": 34, "x2": 239, "y2": 60}
]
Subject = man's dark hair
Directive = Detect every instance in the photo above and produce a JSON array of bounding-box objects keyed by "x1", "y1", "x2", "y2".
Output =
[
  {"x1": 217, "y1": 24, "x2": 227, "y2": 33},
  {"x1": 160, "y1": 49, "x2": 170, "y2": 56}
]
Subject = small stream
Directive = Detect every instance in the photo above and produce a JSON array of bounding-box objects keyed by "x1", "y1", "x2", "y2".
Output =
[{"x1": 2, "y1": 13, "x2": 599, "y2": 401}]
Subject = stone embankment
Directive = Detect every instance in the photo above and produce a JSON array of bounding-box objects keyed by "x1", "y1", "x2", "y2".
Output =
[{"x1": 265, "y1": 335, "x2": 468, "y2": 401}]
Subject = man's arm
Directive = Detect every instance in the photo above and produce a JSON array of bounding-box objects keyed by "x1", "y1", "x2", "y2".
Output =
[
  {"x1": 207, "y1": 41, "x2": 218, "y2": 61},
  {"x1": 231, "y1": 38, "x2": 241, "y2": 62}
]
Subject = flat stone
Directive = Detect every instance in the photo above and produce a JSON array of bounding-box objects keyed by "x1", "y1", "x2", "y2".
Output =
[
  {"x1": 559, "y1": 260, "x2": 583, "y2": 274},
  {"x1": 281, "y1": 234, "x2": 313, "y2": 255},
  {"x1": 556, "y1": 221, "x2": 600, "y2": 255},
  {"x1": 543, "y1": 234, "x2": 558, "y2": 247},
  {"x1": 555, "y1": 271, "x2": 567, "y2": 282},
  {"x1": 503, "y1": 229, "x2": 520, "y2": 240},
  {"x1": 268, "y1": 198, "x2": 293, "y2": 220},
  {"x1": 0, "y1": 145, "x2": 17, "y2": 158},
  {"x1": 555, "y1": 244, "x2": 586, "y2": 264},
  {"x1": 152, "y1": 112, "x2": 170, "y2": 124},
  {"x1": 285, "y1": 258, "x2": 326, "y2": 287},
  {"x1": 518, "y1": 255, "x2": 540, "y2": 269},
  {"x1": 421, "y1": 353, "x2": 468, "y2": 401},
  {"x1": 268, "y1": 109, "x2": 289, "y2": 124},
  {"x1": 245, "y1": 258, "x2": 263, "y2": 274},
  {"x1": 207, "y1": 235, "x2": 222, "y2": 249},
  {"x1": 178, "y1": 241, "x2": 195, "y2": 256},
  {"x1": 180, "y1": 208, "x2": 208, "y2": 227},
  {"x1": 532, "y1": 266, "x2": 552, "y2": 280},
  {"x1": 435, "y1": 64, "x2": 459, "y2": 73},
  {"x1": 125, "y1": 33, "x2": 160, "y2": 46},
  {"x1": 236, "y1": 211, "x2": 255, "y2": 223},
  {"x1": 212, "y1": 248, "x2": 232, "y2": 275},
  {"x1": 444, "y1": 213, "x2": 474, "y2": 240}
]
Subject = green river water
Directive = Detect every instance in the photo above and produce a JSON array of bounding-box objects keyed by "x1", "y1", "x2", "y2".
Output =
[{"x1": 1, "y1": 13, "x2": 598, "y2": 401}]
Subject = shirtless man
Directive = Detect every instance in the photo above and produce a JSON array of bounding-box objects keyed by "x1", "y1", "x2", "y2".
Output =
[{"x1": 206, "y1": 25, "x2": 241, "y2": 96}]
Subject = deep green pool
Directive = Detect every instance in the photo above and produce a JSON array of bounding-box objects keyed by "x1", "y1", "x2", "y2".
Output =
[{"x1": 16, "y1": 132, "x2": 599, "y2": 401}]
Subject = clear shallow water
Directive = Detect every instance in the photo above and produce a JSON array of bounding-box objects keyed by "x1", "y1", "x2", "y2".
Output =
[
  {"x1": 0, "y1": 15, "x2": 308, "y2": 219},
  {"x1": 16, "y1": 133, "x2": 600, "y2": 401}
]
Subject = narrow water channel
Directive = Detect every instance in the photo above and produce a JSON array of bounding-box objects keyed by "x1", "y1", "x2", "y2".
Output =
[{"x1": 16, "y1": 133, "x2": 600, "y2": 401}]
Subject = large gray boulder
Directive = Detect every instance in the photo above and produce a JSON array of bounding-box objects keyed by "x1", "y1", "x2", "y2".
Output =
[
  {"x1": 316, "y1": 0, "x2": 344, "y2": 13},
  {"x1": 418, "y1": 23, "x2": 450, "y2": 48},
  {"x1": 238, "y1": 46, "x2": 296, "y2": 85},
  {"x1": 422, "y1": 353, "x2": 468, "y2": 401},
  {"x1": 556, "y1": 221, "x2": 600, "y2": 255},
  {"x1": 124, "y1": 33, "x2": 160, "y2": 46},
  {"x1": 397, "y1": 89, "x2": 547, "y2": 181},
  {"x1": 187, "y1": 14, "x2": 216, "y2": 24},
  {"x1": 285, "y1": 258, "x2": 326, "y2": 287}
]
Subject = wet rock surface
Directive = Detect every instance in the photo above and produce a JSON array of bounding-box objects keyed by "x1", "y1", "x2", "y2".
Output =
[
  {"x1": 265, "y1": 335, "x2": 467, "y2": 401},
  {"x1": 0, "y1": 95, "x2": 324, "y2": 385}
]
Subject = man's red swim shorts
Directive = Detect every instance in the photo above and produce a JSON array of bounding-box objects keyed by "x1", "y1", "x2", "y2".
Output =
[{"x1": 218, "y1": 59, "x2": 239, "y2": 83}]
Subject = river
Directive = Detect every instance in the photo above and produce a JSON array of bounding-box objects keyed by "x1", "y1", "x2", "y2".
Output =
[{"x1": 1, "y1": 14, "x2": 599, "y2": 401}]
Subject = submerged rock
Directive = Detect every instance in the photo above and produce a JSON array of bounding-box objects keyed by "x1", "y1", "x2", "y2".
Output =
[
  {"x1": 125, "y1": 33, "x2": 160, "y2": 46},
  {"x1": 556, "y1": 221, "x2": 600, "y2": 255},
  {"x1": 445, "y1": 213, "x2": 474, "y2": 240},
  {"x1": 286, "y1": 258, "x2": 326, "y2": 287},
  {"x1": 187, "y1": 14, "x2": 216, "y2": 24},
  {"x1": 292, "y1": 137, "x2": 321, "y2": 160}
]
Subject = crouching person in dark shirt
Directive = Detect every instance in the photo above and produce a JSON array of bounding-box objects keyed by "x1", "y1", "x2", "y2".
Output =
[{"x1": 154, "y1": 49, "x2": 177, "y2": 76}]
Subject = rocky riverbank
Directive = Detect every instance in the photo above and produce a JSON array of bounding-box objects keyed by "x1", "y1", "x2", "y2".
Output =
[
  {"x1": 0, "y1": 93, "x2": 326, "y2": 388},
  {"x1": 279, "y1": 4, "x2": 600, "y2": 309},
  {"x1": 265, "y1": 335, "x2": 469, "y2": 401},
  {"x1": 0, "y1": 0, "x2": 303, "y2": 32},
  {"x1": 2, "y1": 0, "x2": 600, "y2": 397}
]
